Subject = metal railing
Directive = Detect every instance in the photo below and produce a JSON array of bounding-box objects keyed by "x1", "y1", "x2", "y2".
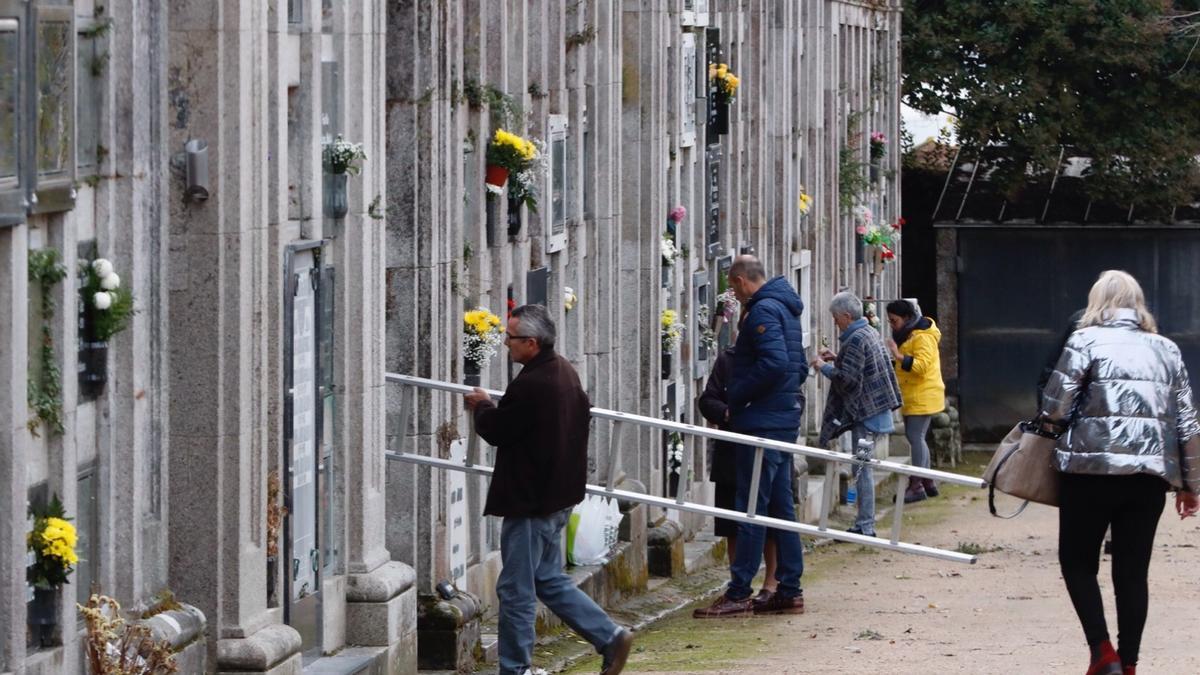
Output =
[{"x1": 384, "y1": 373, "x2": 986, "y2": 564}]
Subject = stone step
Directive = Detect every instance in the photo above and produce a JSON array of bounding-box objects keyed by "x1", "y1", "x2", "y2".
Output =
[
  {"x1": 304, "y1": 646, "x2": 390, "y2": 674},
  {"x1": 682, "y1": 532, "x2": 727, "y2": 576}
]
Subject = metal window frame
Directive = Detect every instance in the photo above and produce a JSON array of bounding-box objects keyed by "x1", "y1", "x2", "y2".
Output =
[
  {"x1": 282, "y1": 239, "x2": 326, "y2": 644},
  {"x1": 0, "y1": 3, "x2": 26, "y2": 226},
  {"x1": 546, "y1": 114, "x2": 568, "y2": 254},
  {"x1": 29, "y1": 3, "x2": 76, "y2": 214},
  {"x1": 679, "y1": 32, "x2": 696, "y2": 148},
  {"x1": 74, "y1": 14, "x2": 101, "y2": 175}
]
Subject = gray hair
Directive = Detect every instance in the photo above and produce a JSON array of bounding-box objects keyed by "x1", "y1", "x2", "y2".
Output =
[
  {"x1": 511, "y1": 304, "x2": 557, "y2": 349},
  {"x1": 829, "y1": 291, "x2": 863, "y2": 320}
]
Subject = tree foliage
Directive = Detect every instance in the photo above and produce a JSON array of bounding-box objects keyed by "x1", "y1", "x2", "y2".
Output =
[{"x1": 903, "y1": 0, "x2": 1200, "y2": 211}]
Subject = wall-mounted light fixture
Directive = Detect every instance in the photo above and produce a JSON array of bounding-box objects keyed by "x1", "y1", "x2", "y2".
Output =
[{"x1": 184, "y1": 139, "x2": 209, "y2": 201}]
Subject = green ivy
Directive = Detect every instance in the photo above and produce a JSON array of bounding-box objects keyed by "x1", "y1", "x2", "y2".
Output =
[
  {"x1": 838, "y1": 145, "x2": 871, "y2": 214},
  {"x1": 27, "y1": 249, "x2": 68, "y2": 437}
]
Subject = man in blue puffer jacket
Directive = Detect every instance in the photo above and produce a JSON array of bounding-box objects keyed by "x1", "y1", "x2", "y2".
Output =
[{"x1": 694, "y1": 256, "x2": 810, "y2": 618}]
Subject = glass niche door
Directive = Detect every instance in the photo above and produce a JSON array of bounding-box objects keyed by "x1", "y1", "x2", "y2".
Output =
[{"x1": 283, "y1": 241, "x2": 334, "y2": 661}]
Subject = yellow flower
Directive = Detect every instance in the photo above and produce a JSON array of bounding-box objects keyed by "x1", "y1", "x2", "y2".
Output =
[
  {"x1": 37, "y1": 517, "x2": 78, "y2": 565},
  {"x1": 464, "y1": 308, "x2": 502, "y2": 336},
  {"x1": 717, "y1": 64, "x2": 728, "y2": 77},
  {"x1": 661, "y1": 309, "x2": 678, "y2": 328}
]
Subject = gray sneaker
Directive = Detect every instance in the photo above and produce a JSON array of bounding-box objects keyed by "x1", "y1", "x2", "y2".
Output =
[{"x1": 600, "y1": 628, "x2": 634, "y2": 675}]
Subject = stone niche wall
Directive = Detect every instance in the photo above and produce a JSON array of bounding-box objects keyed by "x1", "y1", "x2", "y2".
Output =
[{"x1": 384, "y1": 0, "x2": 904, "y2": 612}]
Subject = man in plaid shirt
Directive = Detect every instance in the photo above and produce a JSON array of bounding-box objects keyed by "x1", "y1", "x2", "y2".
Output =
[{"x1": 813, "y1": 291, "x2": 902, "y2": 536}]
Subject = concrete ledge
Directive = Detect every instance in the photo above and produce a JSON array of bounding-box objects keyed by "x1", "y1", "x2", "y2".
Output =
[
  {"x1": 346, "y1": 561, "x2": 415, "y2": 603},
  {"x1": 305, "y1": 645, "x2": 405, "y2": 674},
  {"x1": 417, "y1": 591, "x2": 482, "y2": 672},
  {"x1": 646, "y1": 519, "x2": 684, "y2": 578},
  {"x1": 217, "y1": 652, "x2": 301, "y2": 675},
  {"x1": 347, "y1": 582, "x2": 416, "y2": 647},
  {"x1": 216, "y1": 623, "x2": 302, "y2": 672}
]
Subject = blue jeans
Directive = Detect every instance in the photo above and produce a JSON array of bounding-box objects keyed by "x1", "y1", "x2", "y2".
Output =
[
  {"x1": 497, "y1": 508, "x2": 621, "y2": 675},
  {"x1": 727, "y1": 430, "x2": 805, "y2": 601},
  {"x1": 851, "y1": 426, "x2": 881, "y2": 534}
]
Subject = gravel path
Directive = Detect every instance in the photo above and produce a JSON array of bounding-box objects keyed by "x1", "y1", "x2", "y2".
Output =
[{"x1": 571, "y1": 460, "x2": 1200, "y2": 674}]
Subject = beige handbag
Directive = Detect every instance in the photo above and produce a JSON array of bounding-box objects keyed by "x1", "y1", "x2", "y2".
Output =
[{"x1": 983, "y1": 420, "x2": 1061, "y2": 518}]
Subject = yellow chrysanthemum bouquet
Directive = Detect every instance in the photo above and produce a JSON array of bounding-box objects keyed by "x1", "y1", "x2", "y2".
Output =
[
  {"x1": 708, "y1": 62, "x2": 739, "y2": 103},
  {"x1": 27, "y1": 495, "x2": 78, "y2": 589},
  {"x1": 661, "y1": 308, "x2": 685, "y2": 353},
  {"x1": 463, "y1": 307, "x2": 505, "y2": 369},
  {"x1": 485, "y1": 128, "x2": 545, "y2": 212}
]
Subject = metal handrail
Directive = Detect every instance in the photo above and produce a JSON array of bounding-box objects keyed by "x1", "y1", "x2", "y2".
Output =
[
  {"x1": 385, "y1": 373, "x2": 983, "y2": 488},
  {"x1": 384, "y1": 372, "x2": 984, "y2": 564}
]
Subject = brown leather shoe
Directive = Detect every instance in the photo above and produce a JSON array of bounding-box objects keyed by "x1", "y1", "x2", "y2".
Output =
[
  {"x1": 754, "y1": 588, "x2": 776, "y2": 603},
  {"x1": 752, "y1": 590, "x2": 805, "y2": 615},
  {"x1": 600, "y1": 628, "x2": 634, "y2": 675},
  {"x1": 692, "y1": 594, "x2": 754, "y2": 619}
]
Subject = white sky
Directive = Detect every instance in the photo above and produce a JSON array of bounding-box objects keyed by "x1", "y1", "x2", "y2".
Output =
[{"x1": 902, "y1": 103, "x2": 956, "y2": 146}]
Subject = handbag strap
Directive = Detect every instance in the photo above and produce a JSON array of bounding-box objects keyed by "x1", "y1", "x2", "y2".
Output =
[
  {"x1": 987, "y1": 428, "x2": 1036, "y2": 519},
  {"x1": 988, "y1": 481, "x2": 1031, "y2": 519}
]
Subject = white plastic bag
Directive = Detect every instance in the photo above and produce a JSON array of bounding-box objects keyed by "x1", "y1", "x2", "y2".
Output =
[{"x1": 566, "y1": 495, "x2": 621, "y2": 565}]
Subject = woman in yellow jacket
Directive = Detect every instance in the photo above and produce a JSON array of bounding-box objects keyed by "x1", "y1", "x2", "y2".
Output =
[{"x1": 885, "y1": 300, "x2": 946, "y2": 504}]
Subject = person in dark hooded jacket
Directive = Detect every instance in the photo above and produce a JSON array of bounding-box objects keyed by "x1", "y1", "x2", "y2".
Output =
[{"x1": 694, "y1": 256, "x2": 809, "y2": 619}]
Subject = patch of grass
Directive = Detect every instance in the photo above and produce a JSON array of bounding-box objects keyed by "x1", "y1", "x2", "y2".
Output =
[{"x1": 954, "y1": 541, "x2": 1003, "y2": 555}]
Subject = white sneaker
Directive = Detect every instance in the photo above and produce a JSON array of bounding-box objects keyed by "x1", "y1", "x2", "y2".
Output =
[{"x1": 521, "y1": 669, "x2": 549, "y2": 675}]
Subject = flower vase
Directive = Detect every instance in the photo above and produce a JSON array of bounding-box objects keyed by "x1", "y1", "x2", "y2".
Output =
[
  {"x1": 324, "y1": 173, "x2": 349, "y2": 219},
  {"x1": 871, "y1": 245, "x2": 885, "y2": 276},
  {"x1": 485, "y1": 164, "x2": 510, "y2": 192},
  {"x1": 266, "y1": 556, "x2": 278, "y2": 605},
  {"x1": 28, "y1": 587, "x2": 59, "y2": 647},
  {"x1": 711, "y1": 99, "x2": 730, "y2": 136},
  {"x1": 661, "y1": 264, "x2": 671, "y2": 288},
  {"x1": 869, "y1": 162, "x2": 880, "y2": 182},
  {"x1": 464, "y1": 360, "x2": 481, "y2": 387},
  {"x1": 661, "y1": 352, "x2": 672, "y2": 380},
  {"x1": 78, "y1": 339, "x2": 108, "y2": 400},
  {"x1": 668, "y1": 470, "x2": 681, "y2": 499}
]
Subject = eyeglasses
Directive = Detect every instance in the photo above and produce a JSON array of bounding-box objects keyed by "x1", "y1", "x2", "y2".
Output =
[{"x1": 504, "y1": 334, "x2": 535, "y2": 343}]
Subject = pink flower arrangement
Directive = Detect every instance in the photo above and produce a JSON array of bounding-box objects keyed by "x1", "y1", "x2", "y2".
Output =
[
  {"x1": 870, "y1": 132, "x2": 887, "y2": 161},
  {"x1": 668, "y1": 205, "x2": 687, "y2": 223}
]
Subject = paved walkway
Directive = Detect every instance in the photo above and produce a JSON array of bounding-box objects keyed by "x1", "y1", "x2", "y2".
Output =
[{"x1": 567, "y1": 455, "x2": 1200, "y2": 674}]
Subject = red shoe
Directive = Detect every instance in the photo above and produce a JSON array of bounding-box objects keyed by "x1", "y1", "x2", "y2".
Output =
[
  {"x1": 1123, "y1": 667, "x2": 1135, "y2": 675},
  {"x1": 1086, "y1": 641, "x2": 1122, "y2": 675},
  {"x1": 692, "y1": 594, "x2": 753, "y2": 619}
]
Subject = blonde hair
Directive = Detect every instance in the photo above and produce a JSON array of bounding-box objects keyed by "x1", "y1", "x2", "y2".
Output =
[{"x1": 1078, "y1": 270, "x2": 1157, "y2": 333}]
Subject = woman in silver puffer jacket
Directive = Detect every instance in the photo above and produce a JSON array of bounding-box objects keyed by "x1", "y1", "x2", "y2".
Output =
[{"x1": 1040, "y1": 270, "x2": 1200, "y2": 675}]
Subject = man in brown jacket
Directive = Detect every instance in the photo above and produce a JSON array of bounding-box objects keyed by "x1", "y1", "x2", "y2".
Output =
[{"x1": 464, "y1": 304, "x2": 634, "y2": 675}]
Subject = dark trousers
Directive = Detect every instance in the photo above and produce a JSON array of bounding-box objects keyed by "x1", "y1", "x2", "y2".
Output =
[
  {"x1": 727, "y1": 430, "x2": 805, "y2": 600},
  {"x1": 1058, "y1": 473, "x2": 1167, "y2": 666}
]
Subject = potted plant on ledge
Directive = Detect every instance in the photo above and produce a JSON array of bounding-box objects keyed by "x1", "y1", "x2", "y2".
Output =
[
  {"x1": 463, "y1": 307, "x2": 505, "y2": 386},
  {"x1": 485, "y1": 128, "x2": 544, "y2": 228},
  {"x1": 869, "y1": 131, "x2": 887, "y2": 181},
  {"x1": 27, "y1": 495, "x2": 77, "y2": 647},
  {"x1": 79, "y1": 256, "x2": 134, "y2": 398},
  {"x1": 322, "y1": 135, "x2": 367, "y2": 219},
  {"x1": 708, "y1": 63, "x2": 740, "y2": 135},
  {"x1": 660, "y1": 308, "x2": 684, "y2": 380}
]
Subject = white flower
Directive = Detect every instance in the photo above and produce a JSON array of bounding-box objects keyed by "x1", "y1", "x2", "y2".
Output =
[
  {"x1": 852, "y1": 204, "x2": 873, "y2": 226},
  {"x1": 100, "y1": 273, "x2": 120, "y2": 290},
  {"x1": 93, "y1": 291, "x2": 113, "y2": 310},
  {"x1": 92, "y1": 258, "x2": 114, "y2": 278},
  {"x1": 661, "y1": 236, "x2": 678, "y2": 265}
]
